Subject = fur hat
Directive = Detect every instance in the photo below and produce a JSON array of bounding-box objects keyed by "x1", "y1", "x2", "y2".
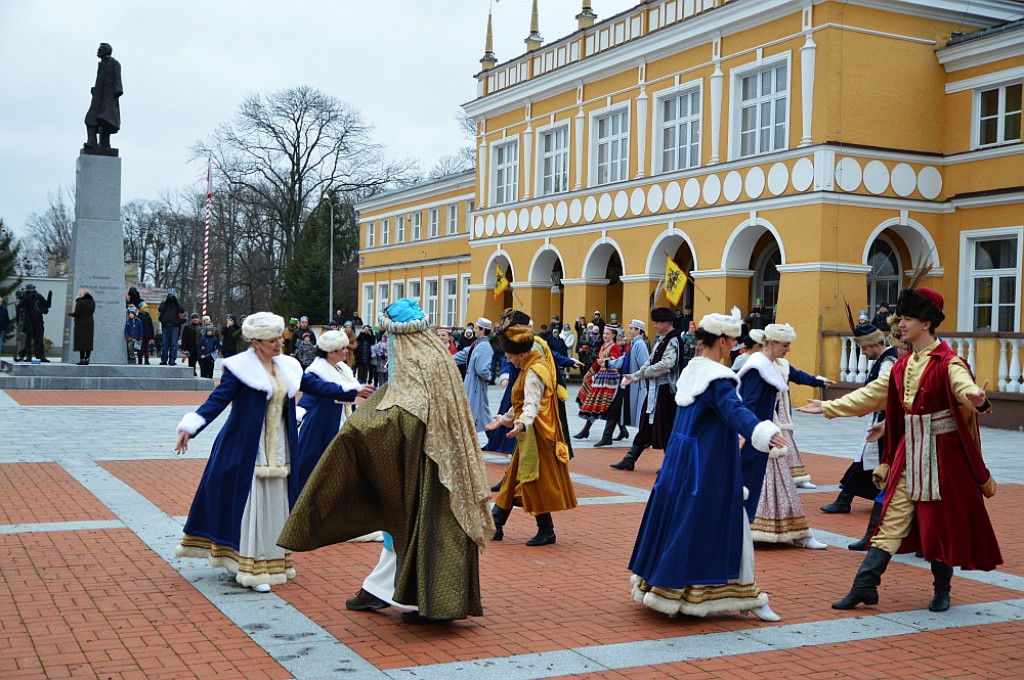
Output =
[
  {"x1": 895, "y1": 286, "x2": 945, "y2": 327},
  {"x1": 317, "y1": 330, "x2": 349, "y2": 352},
  {"x1": 698, "y1": 307, "x2": 742, "y2": 338},
  {"x1": 887, "y1": 313, "x2": 909, "y2": 351},
  {"x1": 748, "y1": 329, "x2": 765, "y2": 345},
  {"x1": 242, "y1": 312, "x2": 285, "y2": 341},
  {"x1": 500, "y1": 325, "x2": 535, "y2": 354},
  {"x1": 763, "y1": 323, "x2": 797, "y2": 343},
  {"x1": 651, "y1": 307, "x2": 674, "y2": 322}
]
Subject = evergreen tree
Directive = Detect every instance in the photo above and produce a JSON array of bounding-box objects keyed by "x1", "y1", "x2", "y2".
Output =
[
  {"x1": 278, "y1": 209, "x2": 331, "y2": 325},
  {"x1": 0, "y1": 218, "x2": 23, "y2": 340}
]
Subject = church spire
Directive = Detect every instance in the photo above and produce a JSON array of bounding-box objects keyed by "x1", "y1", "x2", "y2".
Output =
[
  {"x1": 525, "y1": 0, "x2": 543, "y2": 52},
  {"x1": 577, "y1": 1, "x2": 597, "y2": 30},
  {"x1": 480, "y1": 9, "x2": 497, "y2": 70}
]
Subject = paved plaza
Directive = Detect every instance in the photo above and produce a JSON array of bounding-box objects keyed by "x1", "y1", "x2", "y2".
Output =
[{"x1": 1, "y1": 379, "x2": 1022, "y2": 679}]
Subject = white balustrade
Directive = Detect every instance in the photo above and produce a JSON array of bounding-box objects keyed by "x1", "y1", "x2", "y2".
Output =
[
  {"x1": 1002, "y1": 338, "x2": 1023, "y2": 394},
  {"x1": 948, "y1": 337, "x2": 977, "y2": 374}
]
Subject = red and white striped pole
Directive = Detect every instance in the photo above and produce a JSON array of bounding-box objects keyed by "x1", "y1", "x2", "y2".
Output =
[{"x1": 202, "y1": 158, "x2": 211, "y2": 317}]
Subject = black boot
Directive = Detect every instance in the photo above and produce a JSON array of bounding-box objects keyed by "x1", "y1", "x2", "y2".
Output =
[
  {"x1": 594, "y1": 420, "x2": 615, "y2": 447},
  {"x1": 616, "y1": 425, "x2": 629, "y2": 440},
  {"x1": 832, "y1": 547, "x2": 892, "y2": 609},
  {"x1": 526, "y1": 513, "x2": 555, "y2": 546},
  {"x1": 492, "y1": 504, "x2": 511, "y2": 541},
  {"x1": 573, "y1": 421, "x2": 592, "y2": 439},
  {"x1": 490, "y1": 474, "x2": 505, "y2": 492},
  {"x1": 929, "y1": 561, "x2": 953, "y2": 612},
  {"x1": 345, "y1": 588, "x2": 390, "y2": 611},
  {"x1": 848, "y1": 502, "x2": 883, "y2": 551},
  {"x1": 610, "y1": 444, "x2": 642, "y2": 471},
  {"x1": 820, "y1": 488, "x2": 854, "y2": 514}
]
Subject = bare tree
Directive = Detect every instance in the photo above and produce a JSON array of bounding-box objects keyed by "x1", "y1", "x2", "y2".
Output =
[{"x1": 22, "y1": 187, "x2": 74, "y2": 274}]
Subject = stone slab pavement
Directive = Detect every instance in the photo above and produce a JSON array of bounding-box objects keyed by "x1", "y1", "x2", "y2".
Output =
[{"x1": 1, "y1": 380, "x2": 1021, "y2": 679}]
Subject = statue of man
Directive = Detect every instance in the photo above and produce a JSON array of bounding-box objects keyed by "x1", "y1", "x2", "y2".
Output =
[{"x1": 84, "y1": 43, "x2": 122, "y2": 151}]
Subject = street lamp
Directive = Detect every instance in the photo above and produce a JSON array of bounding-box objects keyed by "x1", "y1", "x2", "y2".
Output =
[{"x1": 317, "y1": 196, "x2": 335, "y2": 322}]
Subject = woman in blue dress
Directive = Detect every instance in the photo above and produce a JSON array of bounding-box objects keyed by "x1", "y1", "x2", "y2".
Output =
[
  {"x1": 293, "y1": 330, "x2": 375, "y2": 500},
  {"x1": 629, "y1": 308, "x2": 787, "y2": 621}
]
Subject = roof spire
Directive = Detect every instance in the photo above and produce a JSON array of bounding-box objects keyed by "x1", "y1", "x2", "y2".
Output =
[
  {"x1": 480, "y1": 8, "x2": 497, "y2": 70},
  {"x1": 577, "y1": 1, "x2": 597, "y2": 30},
  {"x1": 525, "y1": 0, "x2": 543, "y2": 52}
]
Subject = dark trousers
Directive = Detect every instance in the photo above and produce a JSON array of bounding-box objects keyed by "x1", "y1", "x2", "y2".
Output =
[
  {"x1": 139, "y1": 339, "x2": 151, "y2": 363},
  {"x1": 28, "y1": 320, "x2": 45, "y2": 359},
  {"x1": 489, "y1": 352, "x2": 502, "y2": 383},
  {"x1": 161, "y1": 326, "x2": 180, "y2": 363},
  {"x1": 356, "y1": 362, "x2": 373, "y2": 384},
  {"x1": 199, "y1": 356, "x2": 215, "y2": 379},
  {"x1": 630, "y1": 416, "x2": 653, "y2": 454}
]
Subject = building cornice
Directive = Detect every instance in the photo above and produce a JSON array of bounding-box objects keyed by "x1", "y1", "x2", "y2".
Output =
[
  {"x1": 355, "y1": 174, "x2": 475, "y2": 213},
  {"x1": 937, "y1": 23, "x2": 1024, "y2": 72},
  {"x1": 775, "y1": 262, "x2": 874, "y2": 274},
  {"x1": 358, "y1": 254, "x2": 470, "y2": 275}
]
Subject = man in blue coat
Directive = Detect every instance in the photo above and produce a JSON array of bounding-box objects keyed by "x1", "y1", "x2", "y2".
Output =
[{"x1": 454, "y1": 317, "x2": 494, "y2": 434}]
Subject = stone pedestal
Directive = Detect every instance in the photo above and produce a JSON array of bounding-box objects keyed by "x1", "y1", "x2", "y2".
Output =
[{"x1": 62, "y1": 153, "x2": 126, "y2": 365}]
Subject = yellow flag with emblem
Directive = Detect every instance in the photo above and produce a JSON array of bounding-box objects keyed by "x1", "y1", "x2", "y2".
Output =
[
  {"x1": 494, "y1": 265, "x2": 510, "y2": 301},
  {"x1": 665, "y1": 257, "x2": 688, "y2": 306}
]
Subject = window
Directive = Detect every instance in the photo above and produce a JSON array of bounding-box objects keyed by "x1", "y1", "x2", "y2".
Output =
[
  {"x1": 867, "y1": 238, "x2": 901, "y2": 315},
  {"x1": 735, "y1": 60, "x2": 789, "y2": 158},
  {"x1": 969, "y1": 236, "x2": 1019, "y2": 331},
  {"x1": 466, "y1": 200, "x2": 475, "y2": 233},
  {"x1": 659, "y1": 88, "x2": 701, "y2": 172},
  {"x1": 442, "y1": 276, "x2": 458, "y2": 327},
  {"x1": 753, "y1": 245, "x2": 781, "y2": 310},
  {"x1": 429, "y1": 208, "x2": 439, "y2": 238},
  {"x1": 411, "y1": 211, "x2": 422, "y2": 240},
  {"x1": 493, "y1": 141, "x2": 519, "y2": 205},
  {"x1": 540, "y1": 125, "x2": 570, "y2": 195},
  {"x1": 362, "y1": 283, "x2": 374, "y2": 322},
  {"x1": 977, "y1": 83, "x2": 1022, "y2": 148},
  {"x1": 392, "y1": 281, "x2": 405, "y2": 302},
  {"x1": 425, "y1": 278, "x2": 439, "y2": 326},
  {"x1": 460, "y1": 274, "x2": 472, "y2": 327},
  {"x1": 594, "y1": 109, "x2": 629, "y2": 185},
  {"x1": 376, "y1": 282, "x2": 389, "y2": 318},
  {"x1": 381, "y1": 218, "x2": 390, "y2": 246},
  {"x1": 396, "y1": 215, "x2": 405, "y2": 243},
  {"x1": 366, "y1": 221, "x2": 375, "y2": 248},
  {"x1": 447, "y1": 203, "x2": 459, "y2": 235},
  {"x1": 407, "y1": 279, "x2": 421, "y2": 306}
]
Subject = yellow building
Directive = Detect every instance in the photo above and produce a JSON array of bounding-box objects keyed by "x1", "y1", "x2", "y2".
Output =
[{"x1": 359, "y1": 0, "x2": 1024, "y2": 423}]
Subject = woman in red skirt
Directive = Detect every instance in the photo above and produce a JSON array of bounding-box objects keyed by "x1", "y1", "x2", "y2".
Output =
[{"x1": 574, "y1": 324, "x2": 622, "y2": 439}]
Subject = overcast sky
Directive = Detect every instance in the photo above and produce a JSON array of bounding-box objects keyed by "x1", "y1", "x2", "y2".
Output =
[{"x1": 0, "y1": 0, "x2": 637, "y2": 238}]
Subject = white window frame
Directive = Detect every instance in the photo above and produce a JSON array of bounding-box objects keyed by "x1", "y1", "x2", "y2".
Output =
[
  {"x1": 425, "y1": 277, "x2": 439, "y2": 326},
  {"x1": 466, "y1": 200, "x2": 475, "y2": 233},
  {"x1": 729, "y1": 54, "x2": 791, "y2": 161},
  {"x1": 460, "y1": 274, "x2": 472, "y2": 327},
  {"x1": 366, "y1": 221, "x2": 375, "y2": 248},
  {"x1": 411, "y1": 211, "x2": 422, "y2": 240},
  {"x1": 376, "y1": 282, "x2": 390, "y2": 318},
  {"x1": 391, "y1": 279, "x2": 405, "y2": 303},
  {"x1": 491, "y1": 138, "x2": 520, "y2": 205},
  {"x1": 428, "y1": 208, "x2": 440, "y2": 238},
  {"x1": 447, "y1": 203, "x2": 459, "y2": 235},
  {"x1": 407, "y1": 278, "x2": 421, "y2": 307},
  {"x1": 442, "y1": 275, "x2": 459, "y2": 327},
  {"x1": 362, "y1": 283, "x2": 375, "y2": 323},
  {"x1": 973, "y1": 80, "x2": 1023, "y2": 150},
  {"x1": 381, "y1": 218, "x2": 390, "y2": 246},
  {"x1": 589, "y1": 104, "x2": 631, "y2": 187},
  {"x1": 536, "y1": 121, "x2": 571, "y2": 196},
  {"x1": 958, "y1": 226, "x2": 1023, "y2": 332},
  {"x1": 396, "y1": 215, "x2": 405, "y2": 243},
  {"x1": 654, "y1": 80, "x2": 703, "y2": 174}
]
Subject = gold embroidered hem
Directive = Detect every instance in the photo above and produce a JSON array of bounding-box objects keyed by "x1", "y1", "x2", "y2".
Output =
[
  {"x1": 631, "y1": 575, "x2": 768, "y2": 617},
  {"x1": 749, "y1": 516, "x2": 811, "y2": 543},
  {"x1": 176, "y1": 534, "x2": 295, "y2": 587}
]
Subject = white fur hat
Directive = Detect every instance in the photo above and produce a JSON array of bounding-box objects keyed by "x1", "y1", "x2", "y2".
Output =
[
  {"x1": 763, "y1": 323, "x2": 797, "y2": 343},
  {"x1": 242, "y1": 312, "x2": 285, "y2": 341},
  {"x1": 698, "y1": 307, "x2": 742, "y2": 338},
  {"x1": 748, "y1": 329, "x2": 765, "y2": 345},
  {"x1": 317, "y1": 329, "x2": 349, "y2": 352}
]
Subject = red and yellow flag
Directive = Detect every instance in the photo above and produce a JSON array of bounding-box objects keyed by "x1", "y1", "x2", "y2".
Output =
[
  {"x1": 664, "y1": 257, "x2": 688, "y2": 306},
  {"x1": 494, "y1": 265, "x2": 510, "y2": 301}
]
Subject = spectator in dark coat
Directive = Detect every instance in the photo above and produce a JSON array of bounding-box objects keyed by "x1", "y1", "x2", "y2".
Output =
[
  {"x1": 0, "y1": 295, "x2": 9, "y2": 349},
  {"x1": 69, "y1": 288, "x2": 96, "y2": 365},
  {"x1": 22, "y1": 284, "x2": 52, "y2": 362},
  {"x1": 354, "y1": 324, "x2": 376, "y2": 383},
  {"x1": 158, "y1": 288, "x2": 185, "y2": 365},
  {"x1": 221, "y1": 314, "x2": 239, "y2": 357},
  {"x1": 181, "y1": 313, "x2": 201, "y2": 375},
  {"x1": 870, "y1": 303, "x2": 890, "y2": 330},
  {"x1": 139, "y1": 305, "x2": 156, "y2": 364}
]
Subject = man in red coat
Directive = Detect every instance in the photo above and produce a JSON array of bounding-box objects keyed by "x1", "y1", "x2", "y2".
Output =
[{"x1": 799, "y1": 285, "x2": 1000, "y2": 612}]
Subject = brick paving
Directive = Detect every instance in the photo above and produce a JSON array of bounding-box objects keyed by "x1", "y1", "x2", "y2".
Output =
[{"x1": 1, "y1": 382, "x2": 1022, "y2": 679}]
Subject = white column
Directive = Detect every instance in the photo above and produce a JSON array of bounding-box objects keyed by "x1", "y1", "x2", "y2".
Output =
[
  {"x1": 478, "y1": 138, "x2": 488, "y2": 209},
  {"x1": 709, "y1": 60, "x2": 723, "y2": 165},
  {"x1": 998, "y1": 338, "x2": 1010, "y2": 391},
  {"x1": 1009, "y1": 339, "x2": 1022, "y2": 393},
  {"x1": 574, "y1": 105, "x2": 585, "y2": 190},
  {"x1": 839, "y1": 336, "x2": 850, "y2": 382},
  {"x1": 635, "y1": 84, "x2": 648, "y2": 179},
  {"x1": 522, "y1": 124, "x2": 534, "y2": 201},
  {"x1": 799, "y1": 34, "x2": 816, "y2": 147}
]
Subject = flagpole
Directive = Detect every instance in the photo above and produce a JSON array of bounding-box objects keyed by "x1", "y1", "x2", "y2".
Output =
[
  {"x1": 203, "y1": 158, "x2": 212, "y2": 317},
  {"x1": 663, "y1": 251, "x2": 710, "y2": 302}
]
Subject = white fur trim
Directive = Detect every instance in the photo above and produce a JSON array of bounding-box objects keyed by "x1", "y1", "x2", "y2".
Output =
[
  {"x1": 241, "y1": 312, "x2": 285, "y2": 341},
  {"x1": 295, "y1": 406, "x2": 307, "y2": 424},
  {"x1": 177, "y1": 411, "x2": 207, "y2": 436},
  {"x1": 763, "y1": 323, "x2": 796, "y2": 343},
  {"x1": 316, "y1": 330, "x2": 349, "y2": 352},
  {"x1": 769, "y1": 446, "x2": 787, "y2": 459},
  {"x1": 698, "y1": 306, "x2": 743, "y2": 338},
  {"x1": 221, "y1": 349, "x2": 303, "y2": 398},
  {"x1": 253, "y1": 463, "x2": 290, "y2": 478},
  {"x1": 675, "y1": 357, "x2": 740, "y2": 407},
  {"x1": 743, "y1": 486, "x2": 749, "y2": 500},
  {"x1": 751, "y1": 420, "x2": 781, "y2": 453},
  {"x1": 736, "y1": 352, "x2": 789, "y2": 393},
  {"x1": 815, "y1": 375, "x2": 827, "y2": 384},
  {"x1": 305, "y1": 357, "x2": 362, "y2": 393}
]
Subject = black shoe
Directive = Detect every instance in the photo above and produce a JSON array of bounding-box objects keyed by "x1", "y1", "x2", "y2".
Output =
[
  {"x1": 928, "y1": 561, "x2": 953, "y2": 612},
  {"x1": 593, "y1": 437, "x2": 613, "y2": 448},
  {"x1": 821, "y1": 489, "x2": 854, "y2": 514},
  {"x1": 401, "y1": 611, "x2": 455, "y2": 625},
  {"x1": 345, "y1": 588, "x2": 390, "y2": 612},
  {"x1": 490, "y1": 479, "x2": 504, "y2": 492},
  {"x1": 159, "y1": 361, "x2": 167, "y2": 365},
  {"x1": 615, "y1": 427, "x2": 629, "y2": 441},
  {"x1": 610, "y1": 456, "x2": 635, "y2": 470},
  {"x1": 39, "y1": 358, "x2": 50, "y2": 363},
  {"x1": 832, "y1": 547, "x2": 892, "y2": 610},
  {"x1": 526, "y1": 513, "x2": 555, "y2": 546},
  {"x1": 77, "y1": 361, "x2": 87, "y2": 365},
  {"x1": 492, "y1": 504, "x2": 510, "y2": 542},
  {"x1": 848, "y1": 502, "x2": 884, "y2": 551},
  {"x1": 572, "y1": 426, "x2": 591, "y2": 440}
]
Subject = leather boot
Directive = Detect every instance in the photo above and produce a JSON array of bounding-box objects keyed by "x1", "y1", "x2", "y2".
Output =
[
  {"x1": 928, "y1": 561, "x2": 953, "y2": 612},
  {"x1": 526, "y1": 513, "x2": 555, "y2": 546},
  {"x1": 492, "y1": 504, "x2": 511, "y2": 541},
  {"x1": 616, "y1": 425, "x2": 630, "y2": 440},
  {"x1": 820, "y1": 488, "x2": 854, "y2": 514},
  {"x1": 573, "y1": 421, "x2": 592, "y2": 439},
  {"x1": 848, "y1": 502, "x2": 883, "y2": 551},
  {"x1": 594, "y1": 419, "x2": 615, "y2": 447},
  {"x1": 490, "y1": 474, "x2": 505, "y2": 492},
  {"x1": 610, "y1": 444, "x2": 643, "y2": 470},
  {"x1": 832, "y1": 547, "x2": 892, "y2": 609}
]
